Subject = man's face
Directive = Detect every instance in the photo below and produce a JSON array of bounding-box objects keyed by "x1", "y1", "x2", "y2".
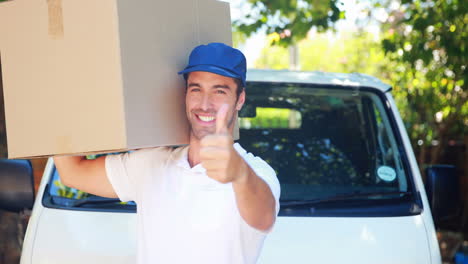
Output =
[{"x1": 185, "y1": 71, "x2": 245, "y2": 140}]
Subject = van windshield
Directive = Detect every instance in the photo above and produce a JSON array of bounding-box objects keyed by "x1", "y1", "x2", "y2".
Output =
[
  {"x1": 239, "y1": 83, "x2": 419, "y2": 216},
  {"x1": 44, "y1": 82, "x2": 420, "y2": 216}
]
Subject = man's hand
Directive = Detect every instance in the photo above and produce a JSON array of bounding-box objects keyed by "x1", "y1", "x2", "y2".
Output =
[
  {"x1": 199, "y1": 104, "x2": 246, "y2": 184},
  {"x1": 200, "y1": 104, "x2": 276, "y2": 231}
]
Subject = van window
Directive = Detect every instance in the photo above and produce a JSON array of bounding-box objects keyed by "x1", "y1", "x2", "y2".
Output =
[
  {"x1": 239, "y1": 107, "x2": 302, "y2": 129},
  {"x1": 44, "y1": 166, "x2": 136, "y2": 212},
  {"x1": 238, "y1": 83, "x2": 419, "y2": 216}
]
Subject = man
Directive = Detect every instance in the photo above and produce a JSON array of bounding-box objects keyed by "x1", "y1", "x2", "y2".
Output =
[{"x1": 54, "y1": 42, "x2": 280, "y2": 263}]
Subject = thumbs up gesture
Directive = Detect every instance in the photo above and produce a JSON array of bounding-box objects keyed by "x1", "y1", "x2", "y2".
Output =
[{"x1": 200, "y1": 104, "x2": 245, "y2": 184}]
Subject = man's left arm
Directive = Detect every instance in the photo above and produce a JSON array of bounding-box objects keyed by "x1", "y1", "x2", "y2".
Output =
[{"x1": 231, "y1": 154, "x2": 277, "y2": 231}]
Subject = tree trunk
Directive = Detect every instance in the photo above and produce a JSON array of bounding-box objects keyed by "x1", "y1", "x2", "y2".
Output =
[
  {"x1": 462, "y1": 134, "x2": 468, "y2": 236},
  {"x1": 289, "y1": 45, "x2": 300, "y2": 70},
  {"x1": 417, "y1": 143, "x2": 428, "y2": 182},
  {"x1": 429, "y1": 116, "x2": 456, "y2": 165}
]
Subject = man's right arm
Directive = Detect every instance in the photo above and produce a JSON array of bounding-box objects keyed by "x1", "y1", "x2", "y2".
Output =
[{"x1": 53, "y1": 156, "x2": 118, "y2": 198}]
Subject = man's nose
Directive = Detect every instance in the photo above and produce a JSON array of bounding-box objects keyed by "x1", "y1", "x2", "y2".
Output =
[{"x1": 200, "y1": 93, "x2": 211, "y2": 111}]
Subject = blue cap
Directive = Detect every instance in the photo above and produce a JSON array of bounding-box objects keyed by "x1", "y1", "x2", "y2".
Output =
[{"x1": 178, "y1": 42, "x2": 247, "y2": 87}]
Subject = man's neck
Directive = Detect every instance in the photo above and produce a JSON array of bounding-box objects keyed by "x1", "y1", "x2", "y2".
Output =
[{"x1": 187, "y1": 135, "x2": 201, "y2": 168}]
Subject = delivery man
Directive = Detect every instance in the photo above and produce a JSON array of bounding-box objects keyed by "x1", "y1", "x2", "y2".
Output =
[{"x1": 53, "y1": 42, "x2": 280, "y2": 264}]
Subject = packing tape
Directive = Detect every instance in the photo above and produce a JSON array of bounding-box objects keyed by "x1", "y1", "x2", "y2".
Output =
[{"x1": 47, "y1": 0, "x2": 64, "y2": 38}]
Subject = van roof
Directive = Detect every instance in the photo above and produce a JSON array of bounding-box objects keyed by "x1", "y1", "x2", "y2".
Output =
[{"x1": 246, "y1": 69, "x2": 392, "y2": 92}]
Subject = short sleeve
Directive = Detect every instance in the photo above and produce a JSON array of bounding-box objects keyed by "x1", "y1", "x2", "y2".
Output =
[
  {"x1": 105, "y1": 152, "x2": 138, "y2": 203},
  {"x1": 105, "y1": 147, "x2": 172, "y2": 203},
  {"x1": 233, "y1": 143, "x2": 281, "y2": 215}
]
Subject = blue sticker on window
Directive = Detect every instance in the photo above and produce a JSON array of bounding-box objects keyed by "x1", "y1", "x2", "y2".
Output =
[{"x1": 377, "y1": 166, "x2": 397, "y2": 182}]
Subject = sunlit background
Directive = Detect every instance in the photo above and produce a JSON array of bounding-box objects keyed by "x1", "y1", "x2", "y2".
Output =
[{"x1": 227, "y1": 1, "x2": 467, "y2": 263}]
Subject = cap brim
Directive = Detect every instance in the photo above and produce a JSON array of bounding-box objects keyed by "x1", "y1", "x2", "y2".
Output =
[{"x1": 178, "y1": 65, "x2": 240, "y2": 81}]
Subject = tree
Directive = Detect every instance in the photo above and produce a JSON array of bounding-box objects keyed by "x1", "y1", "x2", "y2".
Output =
[
  {"x1": 380, "y1": 0, "x2": 467, "y2": 164},
  {"x1": 239, "y1": 0, "x2": 467, "y2": 167},
  {"x1": 233, "y1": 0, "x2": 345, "y2": 46}
]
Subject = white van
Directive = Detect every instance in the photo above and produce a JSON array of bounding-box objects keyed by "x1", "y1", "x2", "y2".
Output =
[{"x1": 1, "y1": 70, "x2": 443, "y2": 263}]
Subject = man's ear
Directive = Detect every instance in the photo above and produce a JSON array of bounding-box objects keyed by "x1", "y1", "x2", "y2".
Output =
[{"x1": 236, "y1": 90, "x2": 246, "y2": 111}]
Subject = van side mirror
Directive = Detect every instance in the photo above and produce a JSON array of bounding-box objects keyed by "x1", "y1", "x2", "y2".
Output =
[
  {"x1": 0, "y1": 159, "x2": 35, "y2": 212},
  {"x1": 239, "y1": 104, "x2": 256, "y2": 118},
  {"x1": 425, "y1": 165, "x2": 460, "y2": 229}
]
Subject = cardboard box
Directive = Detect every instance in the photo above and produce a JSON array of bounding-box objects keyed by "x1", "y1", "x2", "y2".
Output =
[{"x1": 0, "y1": 0, "x2": 233, "y2": 159}]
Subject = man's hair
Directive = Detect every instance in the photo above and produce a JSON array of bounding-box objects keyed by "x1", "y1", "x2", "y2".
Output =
[
  {"x1": 232, "y1": 78, "x2": 244, "y2": 99},
  {"x1": 185, "y1": 73, "x2": 245, "y2": 100}
]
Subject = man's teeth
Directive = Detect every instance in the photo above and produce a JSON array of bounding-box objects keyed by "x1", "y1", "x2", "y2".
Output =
[{"x1": 198, "y1": 115, "x2": 215, "y2": 122}]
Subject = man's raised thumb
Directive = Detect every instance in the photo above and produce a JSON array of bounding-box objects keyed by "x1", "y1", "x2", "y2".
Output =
[{"x1": 215, "y1": 104, "x2": 229, "y2": 134}]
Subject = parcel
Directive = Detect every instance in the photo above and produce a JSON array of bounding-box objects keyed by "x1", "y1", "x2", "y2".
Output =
[{"x1": 0, "y1": 0, "x2": 232, "y2": 159}]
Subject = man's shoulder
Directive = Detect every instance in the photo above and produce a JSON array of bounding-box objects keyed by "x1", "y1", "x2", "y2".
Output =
[
  {"x1": 110, "y1": 145, "x2": 188, "y2": 164},
  {"x1": 234, "y1": 143, "x2": 280, "y2": 213},
  {"x1": 233, "y1": 143, "x2": 261, "y2": 161},
  {"x1": 132, "y1": 146, "x2": 177, "y2": 155},
  {"x1": 233, "y1": 143, "x2": 271, "y2": 168},
  {"x1": 130, "y1": 146, "x2": 187, "y2": 161},
  {"x1": 133, "y1": 145, "x2": 186, "y2": 156}
]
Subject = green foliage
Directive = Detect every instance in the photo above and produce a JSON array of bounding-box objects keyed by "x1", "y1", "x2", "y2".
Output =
[
  {"x1": 301, "y1": 32, "x2": 387, "y2": 75},
  {"x1": 232, "y1": 28, "x2": 248, "y2": 48},
  {"x1": 255, "y1": 31, "x2": 387, "y2": 77},
  {"x1": 233, "y1": 0, "x2": 345, "y2": 46},
  {"x1": 254, "y1": 44, "x2": 289, "y2": 69},
  {"x1": 251, "y1": 0, "x2": 466, "y2": 164},
  {"x1": 380, "y1": 0, "x2": 467, "y2": 156},
  {"x1": 53, "y1": 180, "x2": 89, "y2": 200}
]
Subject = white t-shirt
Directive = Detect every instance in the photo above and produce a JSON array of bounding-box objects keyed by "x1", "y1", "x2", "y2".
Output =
[{"x1": 105, "y1": 143, "x2": 280, "y2": 264}]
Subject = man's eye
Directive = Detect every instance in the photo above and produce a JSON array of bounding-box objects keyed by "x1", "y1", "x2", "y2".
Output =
[
  {"x1": 190, "y1": 88, "x2": 200, "y2": 92},
  {"x1": 216, "y1": 90, "x2": 227, "y2": 94}
]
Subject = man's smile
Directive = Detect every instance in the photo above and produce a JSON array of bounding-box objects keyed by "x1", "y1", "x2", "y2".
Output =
[
  {"x1": 194, "y1": 112, "x2": 216, "y2": 124},
  {"x1": 197, "y1": 114, "x2": 215, "y2": 122}
]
